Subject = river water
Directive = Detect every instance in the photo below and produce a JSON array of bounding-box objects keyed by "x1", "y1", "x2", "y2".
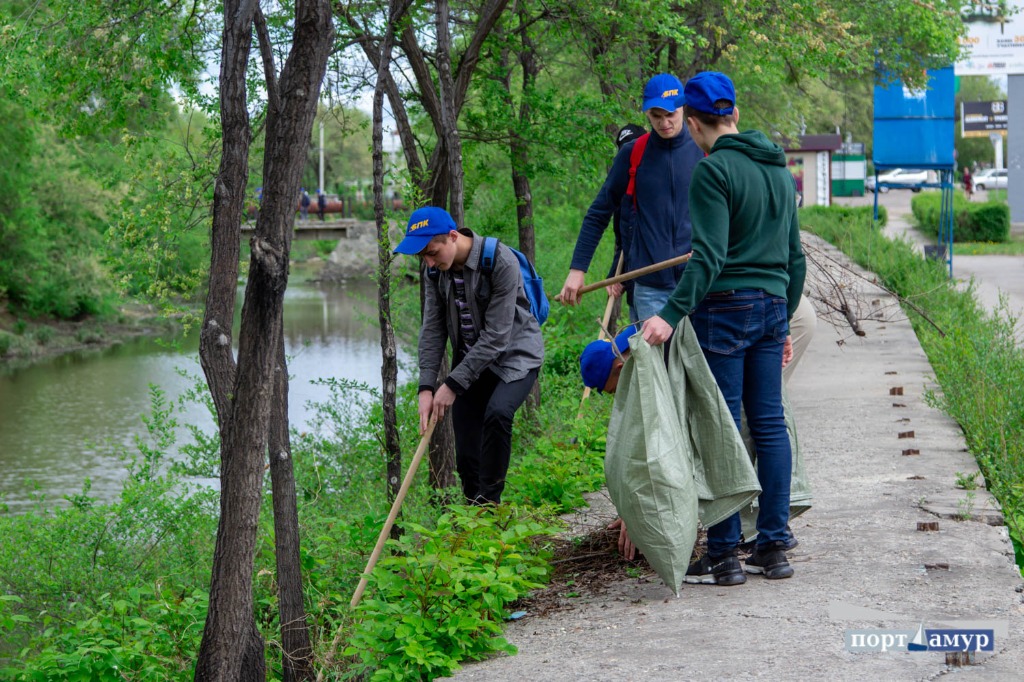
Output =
[{"x1": 0, "y1": 279, "x2": 409, "y2": 513}]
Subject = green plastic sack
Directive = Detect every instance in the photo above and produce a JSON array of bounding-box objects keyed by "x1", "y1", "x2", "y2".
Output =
[
  {"x1": 605, "y1": 334, "x2": 698, "y2": 595},
  {"x1": 668, "y1": 319, "x2": 762, "y2": 528}
]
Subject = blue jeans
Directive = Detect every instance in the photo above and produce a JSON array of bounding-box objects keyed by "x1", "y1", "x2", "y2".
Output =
[
  {"x1": 690, "y1": 290, "x2": 792, "y2": 555},
  {"x1": 631, "y1": 283, "x2": 672, "y2": 322}
]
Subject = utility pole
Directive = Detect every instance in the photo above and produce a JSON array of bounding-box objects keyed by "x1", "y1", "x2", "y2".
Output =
[{"x1": 319, "y1": 119, "x2": 325, "y2": 194}]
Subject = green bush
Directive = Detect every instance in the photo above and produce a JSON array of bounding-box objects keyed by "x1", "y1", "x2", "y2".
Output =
[
  {"x1": 1, "y1": 587, "x2": 206, "y2": 681},
  {"x1": 32, "y1": 326, "x2": 54, "y2": 345},
  {"x1": 0, "y1": 332, "x2": 11, "y2": 356},
  {"x1": 75, "y1": 327, "x2": 105, "y2": 344},
  {"x1": 912, "y1": 192, "x2": 1009, "y2": 242},
  {"x1": 345, "y1": 505, "x2": 556, "y2": 680}
]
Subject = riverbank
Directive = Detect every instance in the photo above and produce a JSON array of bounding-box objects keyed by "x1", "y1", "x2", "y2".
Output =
[{"x1": 0, "y1": 303, "x2": 180, "y2": 369}]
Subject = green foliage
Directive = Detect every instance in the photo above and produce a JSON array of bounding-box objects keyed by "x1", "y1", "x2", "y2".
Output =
[
  {"x1": 0, "y1": 332, "x2": 11, "y2": 356},
  {"x1": 801, "y1": 203, "x2": 887, "y2": 228},
  {"x1": 74, "y1": 326, "x2": 104, "y2": 344},
  {"x1": 0, "y1": 586, "x2": 206, "y2": 681},
  {"x1": 802, "y1": 205, "x2": 1024, "y2": 569},
  {"x1": 911, "y1": 192, "x2": 1009, "y2": 243},
  {"x1": 32, "y1": 326, "x2": 54, "y2": 345},
  {"x1": 0, "y1": 386, "x2": 218, "y2": 673},
  {"x1": 0, "y1": 99, "x2": 115, "y2": 318},
  {"x1": 345, "y1": 505, "x2": 556, "y2": 680},
  {"x1": 955, "y1": 471, "x2": 981, "y2": 491}
]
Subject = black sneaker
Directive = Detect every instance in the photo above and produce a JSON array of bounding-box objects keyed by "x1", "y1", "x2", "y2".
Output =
[
  {"x1": 738, "y1": 527, "x2": 798, "y2": 553},
  {"x1": 744, "y1": 541, "x2": 794, "y2": 580},
  {"x1": 684, "y1": 551, "x2": 747, "y2": 586}
]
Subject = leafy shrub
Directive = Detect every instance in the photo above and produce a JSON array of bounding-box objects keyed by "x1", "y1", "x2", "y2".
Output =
[
  {"x1": 75, "y1": 327, "x2": 105, "y2": 344},
  {"x1": 33, "y1": 326, "x2": 54, "y2": 345},
  {"x1": 344, "y1": 505, "x2": 556, "y2": 680},
  {"x1": 0, "y1": 586, "x2": 206, "y2": 681},
  {"x1": 912, "y1": 192, "x2": 1009, "y2": 242},
  {"x1": 966, "y1": 202, "x2": 1010, "y2": 242},
  {"x1": 0, "y1": 332, "x2": 11, "y2": 356}
]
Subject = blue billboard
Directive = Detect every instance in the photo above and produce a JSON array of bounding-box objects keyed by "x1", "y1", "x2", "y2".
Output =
[{"x1": 873, "y1": 67, "x2": 955, "y2": 169}]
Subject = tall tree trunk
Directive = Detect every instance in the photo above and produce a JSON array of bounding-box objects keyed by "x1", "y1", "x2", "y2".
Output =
[
  {"x1": 501, "y1": 7, "x2": 542, "y2": 409},
  {"x1": 195, "y1": 1, "x2": 333, "y2": 679},
  {"x1": 253, "y1": 9, "x2": 314, "y2": 680},
  {"x1": 436, "y1": 0, "x2": 465, "y2": 226},
  {"x1": 371, "y1": 0, "x2": 409, "y2": 511},
  {"x1": 195, "y1": 1, "x2": 263, "y2": 677},
  {"x1": 268, "y1": 330, "x2": 313, "y2": 682}
]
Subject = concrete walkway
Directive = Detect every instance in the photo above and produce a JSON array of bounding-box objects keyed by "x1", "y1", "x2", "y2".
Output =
[{"x1": 445, "y1": 196, "x2": 1024, "y2": 681}]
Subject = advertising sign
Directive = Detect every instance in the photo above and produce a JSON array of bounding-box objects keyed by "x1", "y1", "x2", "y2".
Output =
[
  {"x1": 874, "y1": 67, "x2": 956, "y2": 168},
  {"x1": 961, "y1": 100, "x2": 1009, "y2": 136},
  {"x1": 957, "y1": 1, "x2": 1024, "y2": 75}
]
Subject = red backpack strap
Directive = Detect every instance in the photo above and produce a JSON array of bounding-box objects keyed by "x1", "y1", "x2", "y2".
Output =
[{"x1": 626, "y1": 132, "x2": 650, "y2": 208}]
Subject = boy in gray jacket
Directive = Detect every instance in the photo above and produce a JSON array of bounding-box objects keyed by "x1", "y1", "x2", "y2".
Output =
[{"x1": 394, "y1": 207, "x2": 544, "y2": 504}]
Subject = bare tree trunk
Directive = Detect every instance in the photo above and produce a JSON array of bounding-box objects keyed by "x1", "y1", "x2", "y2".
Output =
[
  {"x1": 268, "y1": 331, "x2": 313, "y2": 682},
  {"x1": 195, "y1": 1, "x2": 263, "y2": 678},
  {"x1": 427, "y1": 357, "x2": 458, "y2": 494},
  {"x1": 437, "y1": 0, "x2": 465, "y2": 225},
  {"x1": 195, "y1": 1, "x2": 333, "y2": 679},
  {"x1": 370, "y1": 0, "x2": 410, "y2": 511},
  {"x1": 501, "y1": 7, "x2": 542, "y2": 409}
]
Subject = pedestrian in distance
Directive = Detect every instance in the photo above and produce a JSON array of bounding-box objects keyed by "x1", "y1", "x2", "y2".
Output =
[
  {"x1": 962, "y1": 166, "x2": 973, "y2": 201},
  {"x1": 394, "y1": 207, "x2": 544, "y2": 505},
  {"x1": 300, "y1": 188, "x2": 311, "y2": 220},
  {"x1": 317, "y1": 189, "x2": 327, "y2": 221},
  {"x1": 641, "y1": 71, "x2": 807, "y2": 586},
  {"x1": 559, "y1": 73, "x2": 705, "y2": 321}
]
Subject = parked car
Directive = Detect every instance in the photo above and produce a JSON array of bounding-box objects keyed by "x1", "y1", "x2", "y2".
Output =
[
  {"x1": 973, "y1": 168, "x2": 1007, "y2": 191},
  {"x1": 866, "y1": 168, "x2": 930, "y2": 193}
]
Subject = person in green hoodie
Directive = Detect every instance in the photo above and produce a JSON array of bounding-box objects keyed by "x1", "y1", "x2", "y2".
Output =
[{"x1": 642, "y1": 71, "x2": 806, "y2": 586}]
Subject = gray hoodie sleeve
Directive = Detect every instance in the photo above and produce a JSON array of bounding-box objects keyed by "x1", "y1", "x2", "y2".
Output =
[{"x1": 417, "y1": 274, "x2": 449, "y2": 391}]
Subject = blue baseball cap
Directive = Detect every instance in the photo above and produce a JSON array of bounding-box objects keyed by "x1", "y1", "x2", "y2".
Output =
[
  {"x1": 580, "y1": 325, "x2": 638, "y2": 391},
  {"x1": 394, "y1": 206, "x2": 458, "y2": 255},
  {"x1": 683, "y1": 72, "x2": 736, "y2": 116},
  {"x1": 642, "y1": 74, "x2": 685, "y2": 112}
]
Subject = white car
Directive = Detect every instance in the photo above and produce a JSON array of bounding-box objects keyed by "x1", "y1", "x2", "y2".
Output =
[
  {"x1": 973, "y1": 168, "x2": 1007, "y2": 191},
  {"x1": 866, "y1": 168, "x2": 929, "y2": 193}
]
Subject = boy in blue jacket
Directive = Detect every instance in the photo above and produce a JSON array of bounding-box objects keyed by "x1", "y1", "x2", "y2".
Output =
[{"x1": 559, "y1": 74, "x2": 705, "y2": 320}]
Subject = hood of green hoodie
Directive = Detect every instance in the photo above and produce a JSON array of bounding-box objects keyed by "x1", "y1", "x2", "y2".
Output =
[{"x1": 711, "y1": 130, "x2": 787, "y2": 167}]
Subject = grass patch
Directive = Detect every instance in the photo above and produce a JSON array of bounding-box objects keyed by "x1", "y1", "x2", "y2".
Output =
[
  {"x1": 951, "y1": 233, "x2": 1024, "y2": 256},
  {"x1": 801, "y1": 205, "x2": 1024, "y2": 571}
]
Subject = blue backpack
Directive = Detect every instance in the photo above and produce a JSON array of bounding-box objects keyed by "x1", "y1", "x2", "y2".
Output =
[{"x1": 479, "y1": 237, "x2": 549, "y2": 325}]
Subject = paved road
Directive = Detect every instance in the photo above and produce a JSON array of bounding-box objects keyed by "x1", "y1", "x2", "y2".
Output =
[{"x1": 444, "y1": 196, "x2": 1024, "y2": 681}]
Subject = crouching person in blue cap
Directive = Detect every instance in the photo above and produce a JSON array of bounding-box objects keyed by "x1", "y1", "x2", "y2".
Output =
[
  {"x1": 394, "y1": 207, "x2": 544, "y2": 504},
  {"x1": 579, "y1": 325, "x2": 640, "y2": 559}
]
